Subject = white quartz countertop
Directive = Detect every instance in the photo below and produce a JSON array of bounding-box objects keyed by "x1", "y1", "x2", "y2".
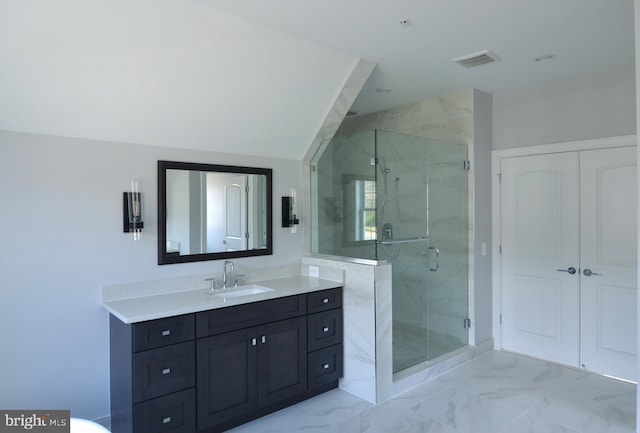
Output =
[{"x1": 103, "y1": 275, "x2": 343, "y2": 324}]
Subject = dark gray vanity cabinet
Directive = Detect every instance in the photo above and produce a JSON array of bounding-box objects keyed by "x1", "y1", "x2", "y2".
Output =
[
  {"x1": 196, "y1": 294, "x2": 308, "y2": 432},
  {"x1": 109, "y1": 287, "x2": 343, "y2": 433},
  {"x1": 306, "y1": 288, "x2": 344, "y2": 389},
  {"x1": 110, "y1": 313, "x2": 197, "y2": 433}
]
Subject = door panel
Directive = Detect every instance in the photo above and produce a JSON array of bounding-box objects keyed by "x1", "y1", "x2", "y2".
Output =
[
  {"x1": 514, "y1": 276, "x2": 563, "y2": 339},
  {"x1": 579, "y1": 146, "x2": 637, "y2": 381},
  {"x1": 501, "y1": 152, "x2": 580, "y2": 366},
  {"x1": 224, "y1": 175, "x2": 248, "y2": 251}
]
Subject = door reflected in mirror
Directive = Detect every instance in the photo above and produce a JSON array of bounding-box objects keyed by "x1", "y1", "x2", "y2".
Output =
[{"x1": 158, "y1": 161, "x2": 272, "y2": 265}]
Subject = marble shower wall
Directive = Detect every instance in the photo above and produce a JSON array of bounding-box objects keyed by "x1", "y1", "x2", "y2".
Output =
[
  {"x1": 336, "y1": 89, "x2": 474, "y2": 144},
  {"x1": 303, "y1": 256, "x2": 393, "y2": 404}
]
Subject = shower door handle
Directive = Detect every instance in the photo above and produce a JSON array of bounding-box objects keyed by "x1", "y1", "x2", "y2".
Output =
[{"x1": 428, "y1": 247, "x2": 440, "y2": 272}]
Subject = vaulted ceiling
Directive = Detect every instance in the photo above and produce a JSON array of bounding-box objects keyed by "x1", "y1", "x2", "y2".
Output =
[{"x1": 0, "y1": 0, "x2": 634, "y2": 160}]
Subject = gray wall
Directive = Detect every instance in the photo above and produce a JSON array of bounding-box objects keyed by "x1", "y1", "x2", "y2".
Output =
[
  {"x1": 472, "y1": 90, "x2": 493, "y2": 344},
  {"x1": 0, "y1": 131, "x2": 303, "y2": 420},
  {"x1": 493, "y1": 67, "x2": 636, "y2": 150}
]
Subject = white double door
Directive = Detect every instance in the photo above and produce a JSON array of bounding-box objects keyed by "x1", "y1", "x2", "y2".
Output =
[{"x1": 500, "y1": 146, "x2": 637, "y2": 381}]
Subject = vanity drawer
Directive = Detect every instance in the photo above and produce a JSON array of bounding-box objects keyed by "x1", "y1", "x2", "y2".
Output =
[
  {"x1": 307, "y1": 288, "x2": 342, "y2": 314},
  {"x1": 308, "y1": 344, "x2": 343, "y2": 389},
  {"x1": 134, "y1": 341, "x2": 195, "y2": 403},
  {"x1": 307, "y1": 309, "x2": 343, "y2": 352},
  {"x1": 134, "y1": 388, "x2": 196, "y2": 433},
  {"x1": 134, "y1": 314, "x2": 195, "y2": 352},
  {"x1": 196, "y1": 294, "x2": 306, "y2": 337}
]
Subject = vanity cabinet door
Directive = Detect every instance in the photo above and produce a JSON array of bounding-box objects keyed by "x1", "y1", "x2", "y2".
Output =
[
  {"x1": 257, "y1": 316, "x2": 307, "y2": 407},
  {"x1": 196, "y1": 327, "x2": 258, "y2": 430},
  {"x1": 196, "y1": 316, "x2": 307, "y2": 431}
]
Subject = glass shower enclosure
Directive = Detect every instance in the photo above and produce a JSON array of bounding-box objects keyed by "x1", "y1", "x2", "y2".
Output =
[{"x1": 311, "y1": 129, "x2": 468, "y2": 374}]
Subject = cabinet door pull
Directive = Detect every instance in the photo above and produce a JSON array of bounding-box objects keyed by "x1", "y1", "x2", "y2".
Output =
[
  {"x1": 161, "y1": 330, "x2": 171, "y2": 337},
  {"x1": 162, "y1": 417, "x2": 172, "y2": 424},
  {"x1": 323, "y1": 363, "x2": 330, "y2": 369},
  {"x1": 251, "y1": 338, "x2": 257, "y2": 346},
  {"x1": 261, "y1": 335, "x2": 266, "y2": 344},
  {"x1": 162, "y1": 368, "x2": 171, "y2": 375},
  {"x1": 323, "y1": 326, "x2": 329, "y2": 333},
  {"x1": 322, "y1": 298, "x2": 329, "y2": 304}
]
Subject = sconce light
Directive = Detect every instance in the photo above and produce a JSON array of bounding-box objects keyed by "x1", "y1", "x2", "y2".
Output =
[
  {"x1": 123, "y1": 181, "x2": 143, "y2": 241},
  {"x1": 282, "y1": 189, "x2": 300, "y2": 233}
]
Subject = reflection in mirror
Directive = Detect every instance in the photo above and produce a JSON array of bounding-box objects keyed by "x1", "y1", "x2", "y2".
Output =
[{"x1": 158, "y1": 161, "x2": 272, "y2": 265}]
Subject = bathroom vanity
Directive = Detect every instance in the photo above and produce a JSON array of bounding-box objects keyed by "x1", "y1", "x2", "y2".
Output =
[{"x1": 104, "y1": 277, "x2": 343, "y2": 433}]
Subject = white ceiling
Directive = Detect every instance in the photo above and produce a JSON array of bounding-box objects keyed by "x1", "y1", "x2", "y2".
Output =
[
  {"x1": 0, "y1": 0, "x2": 634, "y2": 160},
  {"x1": 209, "y1": 0, "x2": 635, "y2": 115}
]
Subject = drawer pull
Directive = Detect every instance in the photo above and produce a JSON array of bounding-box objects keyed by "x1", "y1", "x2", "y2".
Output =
[
  {"x1": 323, "y1": 326, "x2": 329, "y2": 333},
  {"x1": 161, "y1": 330, "x2": 171, "y2": 337},
  {"x1": 322, "y1": 298, "x2": 329, "y2": 304},
  {"x1": 162, "y1": 417, "x2": 172, "y2": 424},
  {"x1": 323, "y1": 363, "x2": 330, "y2": 369},
  {"x1": 162, "y1": 368, "x2": 171, "y2": 375}
]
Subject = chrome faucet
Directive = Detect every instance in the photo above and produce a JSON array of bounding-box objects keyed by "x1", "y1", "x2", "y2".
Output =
[{"x1": 223, "y1": 260, "x2": 234, "y2": 289}]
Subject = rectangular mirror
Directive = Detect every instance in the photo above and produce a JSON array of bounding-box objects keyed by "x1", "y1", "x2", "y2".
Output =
[{"x1": 158, "y1": 160, "x2": 273, "y2": 265}]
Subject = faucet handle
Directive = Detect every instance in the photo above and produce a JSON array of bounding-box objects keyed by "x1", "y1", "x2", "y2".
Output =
[
  {"x1": 204, "y1": 277, "x2": 217, "y2": 290},
  {"x1": 234, "y1": 274, "x2": 245, "y2": 288}
]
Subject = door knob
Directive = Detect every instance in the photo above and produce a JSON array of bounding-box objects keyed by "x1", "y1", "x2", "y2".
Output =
[
  {"x1": 583, "y1": 268, "x2": 601, "y2": 277},
  {"x1": 557, "y1": 267, "x2": 577, "y2": 275}
]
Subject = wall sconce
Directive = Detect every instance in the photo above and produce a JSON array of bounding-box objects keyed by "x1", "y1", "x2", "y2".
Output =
[
  {"x1": 282, "y1": 189, "x2": 300, "y2": 233},
  {"x1": 123, "y1": 181, "x2": 143, "y2": 240}
]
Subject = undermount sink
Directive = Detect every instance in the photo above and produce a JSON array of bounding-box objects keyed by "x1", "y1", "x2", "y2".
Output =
[{"x1": 213, "y1": 285, "x2": 274, "y2": 298}]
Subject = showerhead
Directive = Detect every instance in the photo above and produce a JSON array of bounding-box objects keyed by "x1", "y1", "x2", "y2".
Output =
[{"x1": 378, "y1": 160, "x2": 391, "y2": 174}]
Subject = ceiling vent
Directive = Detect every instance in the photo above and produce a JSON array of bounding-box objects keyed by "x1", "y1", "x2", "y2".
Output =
[{"x1": 453, "y1": 50, "x2": 501, "y2": 68}]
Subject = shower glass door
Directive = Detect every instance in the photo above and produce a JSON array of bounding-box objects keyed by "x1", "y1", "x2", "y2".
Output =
[
  {"x1": 310, "y1": 129, "x2": 468, "y2": 375},
  {"x1": 374, "y1": 130, "x2": 468, "y2": 374}
]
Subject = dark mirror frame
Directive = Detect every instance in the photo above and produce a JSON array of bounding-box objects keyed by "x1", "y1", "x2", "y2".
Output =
[{"x1": 158, "y1": 160, "x2": 273, "y2": 265}]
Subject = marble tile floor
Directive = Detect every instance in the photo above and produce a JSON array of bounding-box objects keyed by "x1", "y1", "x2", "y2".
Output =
[{"x1": 229, "y1": 350, "x2": 636, "y2": 433}]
